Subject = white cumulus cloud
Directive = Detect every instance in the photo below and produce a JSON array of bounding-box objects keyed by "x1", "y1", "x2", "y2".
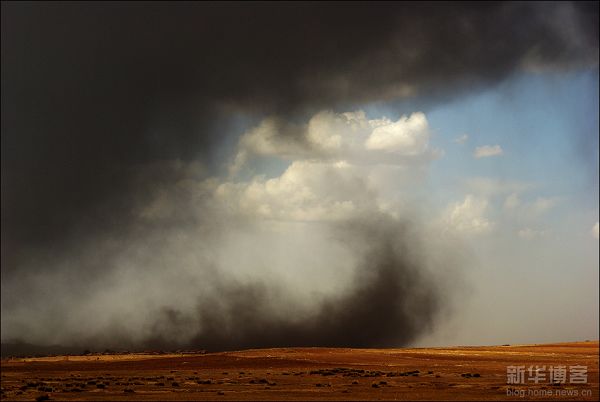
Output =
[
  {"x1": 444, "y1": 194, "x2": 495, "y2": 235},
  {"x1": 231, "y1": 110, "x2": 440, "y2": 174},
  {"x1": 217, "y1": 160, "x2": 381, "y2": 222},
  {"x1": 220, "y1": 110, "x2": 449, "y2": 225},
  {"x1": 364, "y1": 112, "x2": 430, "y2": 155}
]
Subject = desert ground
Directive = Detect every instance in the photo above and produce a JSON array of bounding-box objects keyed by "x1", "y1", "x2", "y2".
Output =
[{"x1": 1, "y1": 341, "x2": 598, "y2": 401}]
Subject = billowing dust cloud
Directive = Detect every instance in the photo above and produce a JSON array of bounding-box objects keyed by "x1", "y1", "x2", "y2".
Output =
[{"x1": 1, "y1": 166, "x2": 457, "y2": 352}]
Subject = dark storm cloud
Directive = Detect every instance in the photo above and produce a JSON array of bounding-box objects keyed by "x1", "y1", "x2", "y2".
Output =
[
  {"x1": 1, "y1": 2, "x2": 597, "y2": 353},
  {"x1": 2, "y1": 2, "x2": 597, "y2": 257}
]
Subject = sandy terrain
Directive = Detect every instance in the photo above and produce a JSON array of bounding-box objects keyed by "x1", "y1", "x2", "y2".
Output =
[{"x1": 1, "y1": 341, "x2": 598, "y2": 400}]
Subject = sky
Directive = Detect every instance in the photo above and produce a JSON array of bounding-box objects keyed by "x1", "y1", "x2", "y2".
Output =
[{"x1": 1, "y1": 2, "x2": 598, "y2": 353}]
